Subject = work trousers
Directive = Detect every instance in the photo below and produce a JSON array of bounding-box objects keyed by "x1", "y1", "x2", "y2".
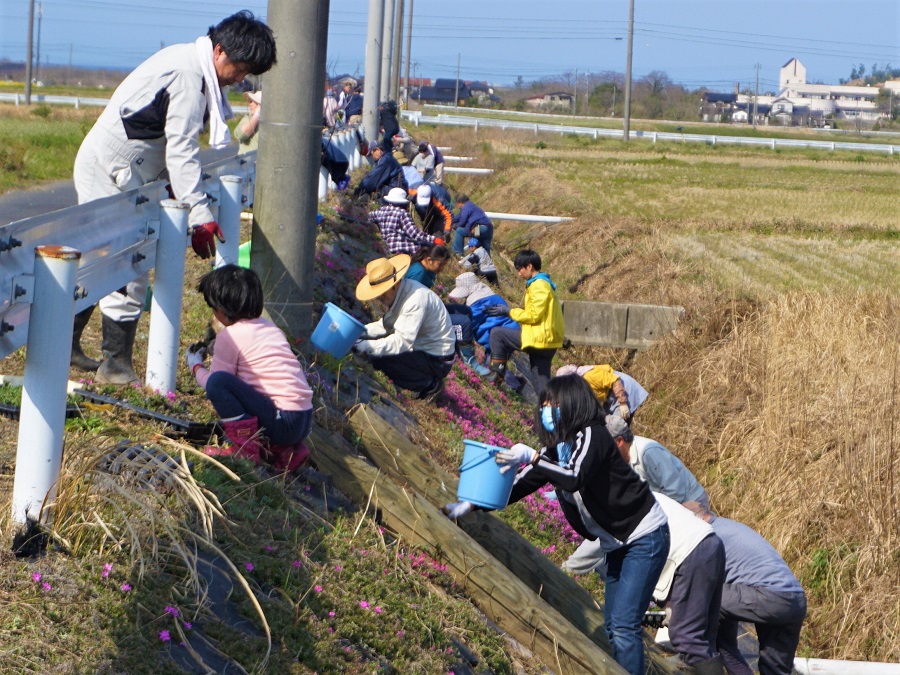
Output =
[
  {"x1": 489, "y1": 325, "x2": 556, "y2": 394},
  {"x1": 667, "y1": 533, "x2": 726, "y2": 666},
  {"x1": 205, "y1": 371, "x2": 312, "y2": 446},
  {"x1": 717, "y1": 583, "x2": 807, "y2": 675},
  {"x1": 369, "y1": 350, "x2": 454, "y2": 394}
]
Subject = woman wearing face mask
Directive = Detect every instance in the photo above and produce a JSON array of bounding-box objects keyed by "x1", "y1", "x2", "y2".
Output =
[{"x1": 443, "y1": 374, "x2": 670, "y2": 675}]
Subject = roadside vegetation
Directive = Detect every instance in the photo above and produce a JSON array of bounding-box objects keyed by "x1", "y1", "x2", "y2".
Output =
[{"x1": 0, "y1": 115, "x2": 897, "y2": 670}]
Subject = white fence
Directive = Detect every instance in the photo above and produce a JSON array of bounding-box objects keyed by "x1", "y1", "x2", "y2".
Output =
[{"x1": 401, "y1": 110, "x2": 900, "y2": 155}]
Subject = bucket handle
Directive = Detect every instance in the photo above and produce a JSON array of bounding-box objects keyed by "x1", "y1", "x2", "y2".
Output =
[{"x1": 459, "y1": 447, "x2": 500, "y2": 474}]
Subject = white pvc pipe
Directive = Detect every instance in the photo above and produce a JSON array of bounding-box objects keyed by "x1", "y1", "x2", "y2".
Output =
[
  {"x1": 145, "y1": 199, "x2": 190, "y2": 394},
  {"x1": 442, "y1": 155, "x2": 473, "y2": 161},
  {"x1": 484, "y1": 212, "x2": 574, "y2": 223},
  {"x1": 444, "y1": 167, "x2": 494, "y2": 175},
  {"x1": 12, "y1": 245, "x2": 81, "y2": 524},
  {"x1": 793, "y1": 659, "x2": 900, "y2": 675},
  {"x1": 216, "y1": 175, "x2": 243, "y2": 267}
]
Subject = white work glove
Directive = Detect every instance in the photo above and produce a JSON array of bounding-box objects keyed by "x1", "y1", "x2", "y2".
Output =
[
  {"x1": 495, "y1": 443, "x2": 538, "y2": 474},
  {"x1": 618, "y1": 403, "x2": 631, "y2": 420},
  {"x1": 442, "y1": 501, "x2": 474, "y2": 520},
  {"x1": 351, "y1": 339, "x2": 373, "y2": 355},
  {"x1": 185, "y1": 348, "x2": 205, "y2": 373}
]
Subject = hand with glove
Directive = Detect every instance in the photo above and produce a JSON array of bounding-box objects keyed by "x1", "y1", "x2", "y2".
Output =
[
  {"x1": 351, "y1": 339, "x2": 373, "y2": 355},
  {"x1": 618, "y1": 403, "x2": 631, "y2": 420},
  {"x1": 434, "y1": 237, "x2": 445, "y2": 246},
  {"x1": 485, "y1": 304, "x2": 510, "y2": 317},
  {"x1": 442, "y1": 501, "x2": 474, "y2": 520},
  {"x1": 495, "y1": 443, "x2": 538, "y2": 473},
  {"x1": 185, "y1": 346, "x2": 206, "y2": 375},
  {"x1": 191, "y1": 221, "x2": 225, "y2": 259}
]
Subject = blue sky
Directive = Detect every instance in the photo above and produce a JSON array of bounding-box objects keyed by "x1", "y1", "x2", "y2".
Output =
[{"x1": 1, "y1": 1, "x2": 898, "y2": 93}]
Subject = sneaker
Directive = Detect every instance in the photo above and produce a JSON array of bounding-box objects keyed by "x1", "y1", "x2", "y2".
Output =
[{"x1": 418, "y1": 378, "x2": 444, "y2": 402}]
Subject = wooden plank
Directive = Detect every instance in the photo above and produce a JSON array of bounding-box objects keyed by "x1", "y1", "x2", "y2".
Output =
[
  {"x1": 348, "y1": 405, "x2": 612, "y2": 652},
  {"x1": 306, "y1": 424, "x2": 625, "y2": 675}
]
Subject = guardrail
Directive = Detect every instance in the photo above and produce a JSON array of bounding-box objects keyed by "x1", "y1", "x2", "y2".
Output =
[
  {"x1": 401, "y1": 110, "x2": 899, "y2": 155},
  {"x1": 0, "y1": 92, "x2": 251, "y2": 115},
  {"x1": 1, "y1": 153, "x2": 257, "y2": 525}
]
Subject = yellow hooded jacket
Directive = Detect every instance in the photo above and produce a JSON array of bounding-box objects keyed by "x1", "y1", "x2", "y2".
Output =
[{"x1": 510, "y1": 274, "x2": 565, "y2": 350}]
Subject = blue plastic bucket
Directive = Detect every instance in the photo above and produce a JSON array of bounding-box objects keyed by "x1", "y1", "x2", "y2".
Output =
[
  {"x1": 456, "y1": 440, "x2": 516, "y2": 510},
  {"x1": 310, "y1": 302, "x2": 366, "y2": 359}
]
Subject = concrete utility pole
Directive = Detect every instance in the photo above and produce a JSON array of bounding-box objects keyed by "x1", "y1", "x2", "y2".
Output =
[
  {"x1": 379, "y1": 0, "x2": 394, "y2": 103},
  {"x1": 753, "y1": 63, "x2": 760, "y2": 129},
  {"x1": 454, "y1": 53, "x2": 460, "y2": 108},
  {"x1": 362, "y1": 0, "x2": 385, "y2": 145},
  {"x1": 35, "y1": 2, "x2": 43, "y2": 83},
  {"x1": 623, "y1": 0, "x2": 635, "y2": 141},
  {"x1": 25, "y1": 0, "x2": 35, "y2": 104},
  {"x1": 390, "y1": 0, "x2": 404, "y2": 102},
  {"x1": 253, "y1": 0, "x2": 330, "y2": 340},
  {"x1": 573, "y1": 68, "x2": 578, "y2": 114},
  {"x1": 403, "y1": 0, "x2": 413, "y2": 106}
]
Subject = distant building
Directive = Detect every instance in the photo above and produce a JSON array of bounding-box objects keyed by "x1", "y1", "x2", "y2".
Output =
[
  {"x1": 417, "y1": 78, "x2": 470, "y2": 105},
  {"x1": 705, "y1": 58, "x2": 888, "y2": 126},
  {"x1": 525, "y1": 92, "x2": 574, "y2": 110}
]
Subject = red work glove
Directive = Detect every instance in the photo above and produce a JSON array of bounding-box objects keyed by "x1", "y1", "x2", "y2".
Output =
[
  {"x1": 434, "y1": 237, "x2": 445, "y2": 246},
  {"x1": 191, "y1": 221, "x2": 225, "y2": 259}
]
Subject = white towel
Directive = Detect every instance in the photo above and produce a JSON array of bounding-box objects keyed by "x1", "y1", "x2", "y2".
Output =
[{"x1": 195, "y1": 36, "x2": 233, "y2": 149}]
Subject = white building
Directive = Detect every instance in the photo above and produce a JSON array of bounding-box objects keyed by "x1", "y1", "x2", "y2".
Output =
[{"x1": 735, "y1": 58, "x2": 886, "y2": 125}]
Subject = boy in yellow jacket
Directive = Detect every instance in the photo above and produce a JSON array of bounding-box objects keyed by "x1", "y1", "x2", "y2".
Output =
[{"x1": 485, "y1": 249, "x2": 565, "y2": 392}]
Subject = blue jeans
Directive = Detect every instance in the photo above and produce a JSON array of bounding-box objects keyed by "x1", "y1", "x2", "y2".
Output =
[
  {"x1": 604, "y1": 524, "x2": 670, "y2": 675},
  {"x1": 452, "y1": 225, "x2": 493, "y2": 256},
  {"x1": 205, "y1": 371, "x2": 312, "y2": 446}
]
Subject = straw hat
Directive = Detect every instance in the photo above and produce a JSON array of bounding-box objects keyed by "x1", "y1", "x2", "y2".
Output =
[
  {"x1": 245, "y1": 91, "x2": 262, "y2": 105},
  {"x1": 356, "y1": 254, "x2": 411, "y2": 301},
  {"x1": 383, "y1": 187, "x2": 409, "y2": 205}
]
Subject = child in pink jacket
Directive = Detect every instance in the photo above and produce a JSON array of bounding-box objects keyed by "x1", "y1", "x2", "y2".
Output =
[{"x1": 186, "y1": 265, "x2": 313, "y2": 472}]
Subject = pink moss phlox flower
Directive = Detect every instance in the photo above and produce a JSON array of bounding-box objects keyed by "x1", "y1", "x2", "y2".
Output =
[
  {"x1": 334, "y1": 565, "x2": 342, "y2": 572},
  {"x1": 165, "y1": 391, "x2": 177, "y2": 402},
  {"x1": 328, "y1": 611, "x2": 335, "y2": 617},
  {"x1": 183, "y1": 621, "x2": 192, "y2": 630},
  {"x1": 314, "y1": 584, "x2": 323, "y2": 593},
  {"x1": 264, "y1": 544, "x2": 275, "y2": 552},
  {"x1": 329, "y1": 626, "x2": 335, "y2": 633},
  {"x1": 120, "y1": 583, "x2": 132, "y2": 592},
  {"x1": 31, "y1": 572, "x2": 42, "y2": 583},
  {"x1": 101, "y1": 562, "x2": 113, "y2": 578},
  {"x1": 159, "y1": 630, "x2": 171, "y2": 642},
  {"x1": 41, "y1": 582, "x2": 52, "y2": 591},
  {"x1": 244, "y1": 562, "x2": 254, "y2": 572},
  {"x1": 359, "y1": 600, "x2": 369, "y2": 609},
  {"x1": 165, "y1": 605, "x2": 180, "y2": 617},
  {"x1": 374, "y1": 606, "x2": 383, "y2": 614},
  {"x1": 292, "y1": 559, "x2": 302, "y2": 569},
  {"x1": 396, "y1": 630, "x2": 405, "y2": 637}
]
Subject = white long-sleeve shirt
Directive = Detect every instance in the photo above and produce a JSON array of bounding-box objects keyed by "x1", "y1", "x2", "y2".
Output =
[{"x1": 363, "y1": 279, "x2": 455, "y2": 358}]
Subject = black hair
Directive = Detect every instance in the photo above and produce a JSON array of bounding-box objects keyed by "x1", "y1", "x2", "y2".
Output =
[
  {"x1": 411, "y1": 244, "x2": 450, "y2": 264},
  {"x1": 454, "y1": 194, "x2": 469, "y2": 204},
  {"x1": 198, "y1": 264, "x2": 264, "y2": 323},
  {"x1": 208, "y1": 11, "x2": 277, "y2": 75},
  {"x1": 514, "y1": 249, "x2": 542, "y2": 271},
  {"x1": 535, "y1": 375, "x2": 605, "y2": 448}
]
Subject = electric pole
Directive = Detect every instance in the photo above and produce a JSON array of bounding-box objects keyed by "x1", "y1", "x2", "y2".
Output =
[
  {"x1": 753, "y1": 63, "x2": 760, "y2": 129},
  {"x1": 362, "y1": 0, "x2": 385, "y2": 145},
  {"x1": 623, "y1": 0, "x2": 635, "y2": 141},
  {"x1": 35, "y1": 2, "x2": 43, "y2": 84},
  {"x1": 390, "y1": 0, "x2": 404, "y2": 102},
  {"x1": 25, "y1": 0, "x2": 35, "y2": 104},
  {"x1": 454, "y1": 53, "x2": 460, "y2": 108},
  {"x1": 403, "y1": 0, "x2": 413, "y2": 106},
  {"x1": 573, "y1": 68, "x2": 577, "y2": 114},
  {"x1": 379, "y1": 0, "x2": 394, "y2": 103}
]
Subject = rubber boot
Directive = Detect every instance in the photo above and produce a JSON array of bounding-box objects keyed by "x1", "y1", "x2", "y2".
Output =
[
  {"x1": 691, "y1": 656, "x2": 724, "y2": 675},
  {"x1": 458, "y1": 343, "x2": 491, "y2": 376},
  {"x1": 95, "y1": 315, "x2": 140, "y2": 384},
  {"x1": 485, "y1": 360, "x2": 507, "y2": 386},
  {"x1": 71, "y1": 306, "x2": 101, "y2": 372},
  {"x1": 206, "y1": 417, "x2": 265, "y2": 463},
  {"x1": 269, "y1": 442, "x2": 311, "y2": 473}
]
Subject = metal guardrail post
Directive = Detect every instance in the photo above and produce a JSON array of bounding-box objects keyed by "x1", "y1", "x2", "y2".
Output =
[
  {"x1": 144, "y1": 200, "x2": 190, "y2": 394},
  {"x1": 11, "y1": 245, "x2": 81, "y2": 525},
  {"x1": 319, "y1": 166, "x2": 329, "y2": 202},
  {"x1": 216, "y1": 175, "x2": 243, "y2": 267}
]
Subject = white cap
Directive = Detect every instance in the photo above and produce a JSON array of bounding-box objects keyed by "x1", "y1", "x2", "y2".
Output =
[{"x1": 416, "y1": 184, "x2": 432, "y2": 207}]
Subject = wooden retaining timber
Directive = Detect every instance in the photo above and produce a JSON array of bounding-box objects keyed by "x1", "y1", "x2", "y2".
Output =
[
  {"x1": 306, "y1": 423, "x2": 624, "y2": 674},
  {"x1": 347, "y1": 405, "x2": 613, "y2": 652}
]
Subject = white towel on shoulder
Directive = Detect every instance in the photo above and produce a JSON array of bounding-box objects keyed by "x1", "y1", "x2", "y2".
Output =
[{"x1": 195, "y1": 36, "x2": 234, "y2": 149}]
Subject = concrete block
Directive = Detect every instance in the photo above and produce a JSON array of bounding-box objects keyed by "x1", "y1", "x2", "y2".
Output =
[
  {"x1": 562, "y1": 301, "x2": 628, "y2": 347},
  {"x1": 624, "y1": 304, "x2": 684, "y2": 350},
  {"x1": 562, "y1": 301, "x2": 683, "y2": 350}
]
